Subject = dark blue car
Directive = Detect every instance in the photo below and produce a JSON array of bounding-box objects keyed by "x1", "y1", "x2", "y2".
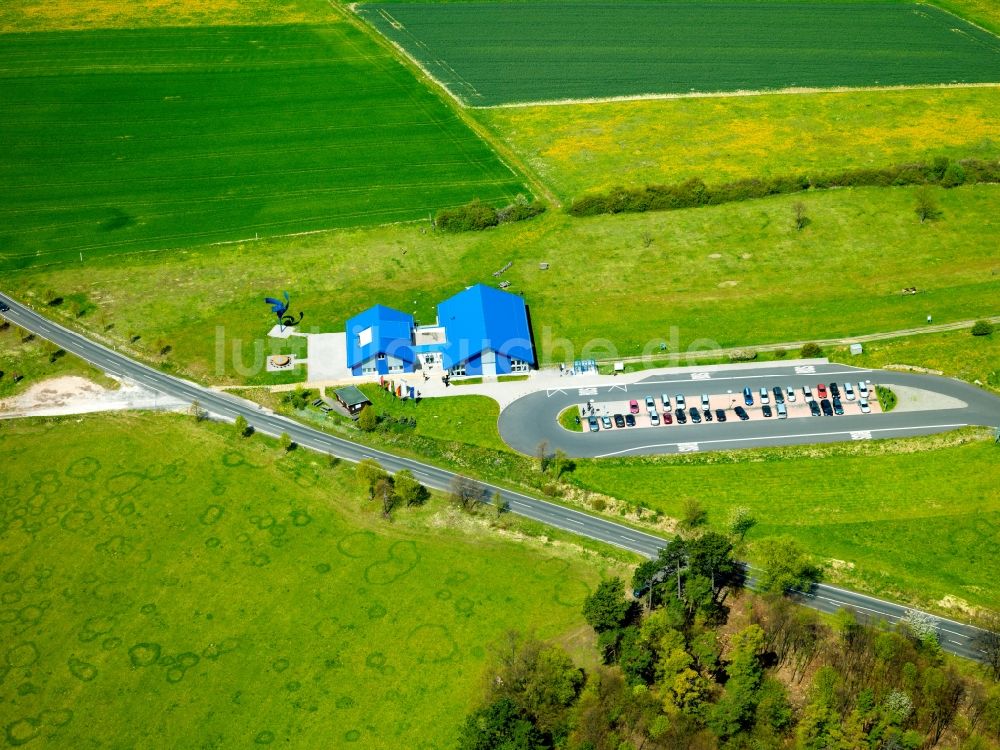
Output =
[{"x1": 742, "y1": 386, "x2": 754, "y2": 406}]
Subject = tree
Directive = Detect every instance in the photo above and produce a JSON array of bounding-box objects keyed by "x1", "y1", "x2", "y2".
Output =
[
  {"x1": 189, "y1": 400, "x2": 207, "y2": 422},
  {"x1": 915, "y1": 186, "x2": 939, "y2": 223},
  {"x1": 708, "y1": 624, "x2": 767, "y2": 739},
  {"x1": 971, "y1": 320, "x2": 995, "y2": 337},
  {"x1": 582, "y1": 578, "x2": 633, "y2": 634},
  {"x1": 940, "y1": 161, "x2": 966, "y2": 188},
  {"x1": 356, "y1": 458, "x2": 386, "y2": 500},
  {"x1": 973, "y1": 611, "x2": 1000, "y2": 681},
  {"x1": 800, "y1": 342, "x2": 823, "y2": 358},
  {"x1": 357, "y1": 405, "x2": 378, "y2": 432},
  {"x1": 393, "y1": 470, "x2": 428, "y2": 507},
  {"x1": 754, "y1": 537, "x2": 823, "y2": 594},
  {"x1": 450, "y1": 475, "x2": 485, "y2": 512},
  {"x1": 792, "y1": 201, "x2": 809, "y2": 230},
  {"x1": 919, "y1": 666, "x2": 965, "y2": 745},
  {"x1": 687, "y1": 531, "x2": 743, "y2": 604},
  {"x1": 728, "y1": 506, "x2": 757, "y2": 541},
  {"x1": 279, "y1": 432, "x2": 295, "y2": 452},
  {"x1": 373, "y1": 476, "x2": 397, "y2": 518},
  {"x1": 234, "y1": 414, "x2": 249, "y2": 438},
  {"x1": 549, "y1": 449, "x2": 573, "y2": 480},
  {"x1": 535, "y1": 441, "x2": 549, "y2": 473},
  {"x1": 457, "y1": 698, "x2": 545, "y2": 750},
  {"x1": 678, "y1": 498, "x2": 708, "y2": 534},
  {"x1": 493, "y1": 491, "x2": 509, "y2": 517}
]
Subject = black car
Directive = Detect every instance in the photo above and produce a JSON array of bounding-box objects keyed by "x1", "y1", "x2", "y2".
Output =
[
  {"x1": 675, "y1": 409, "x2": 687, "y2": 424},
  {"x1": 808, "y1": 400, "x2": 821, "y2": 417},
  {"x1": 832, "y1": 397, "x2": 844, "y2": 416},
  {"x1": 761, "y1": 404, "x2": 772, "y2": 418},
  {"x1": 625, "y1": 414, "x2": 636, "y2": 427},
  {"x1": 0, "y1": 302, "x2": 9, "y2": 313},
  {"x1": 734, "y1": 405, "x2": 750, "y2": 421},
  {"x1": 614, "y1": 414, "x2": 625, "y2": 428},
  {"x1": 820, "y1": 399, "x2": 833, "y2": 416},
  {"x1": 703, "y1": 408, "x2": 713, "y2": 422},
  {"x1": 829, "y1": 382, "x2": 841, "y2": 399},
  {"x1": 689, "y1": 407, "x2": 702, "y2": 424},
  {"x1": 742, "y1": 387, "x2": 754, "y2": 406},
  {"x1": 772, "y1": 386, "x2": 785, "y2": 404},
  {"x1": 715, "y1": 409, "x2": 727, "y2": 422}
]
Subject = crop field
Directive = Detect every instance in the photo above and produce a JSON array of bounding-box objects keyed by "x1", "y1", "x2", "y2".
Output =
[
  {"x1": 0, "y1": 412, "x2": 614, "y2": 748},
  {"x1": 482, "y1": 86, "x2": 1000, "y2": 199},
  {"x1": 358, "y1": 1, "x2": 1000, "y2": 106},
  {"x1": 0, "y1": 23, "x2": 526, "y2": 272},
  {"x1": 10, "y1": 184, "x2": 999, "y2": 383}
]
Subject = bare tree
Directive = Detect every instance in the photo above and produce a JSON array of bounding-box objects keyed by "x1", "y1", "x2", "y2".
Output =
[
  {"x1": 973, "y1": 610, "x2": 1000, "y2": 681},
  {"x1": 450, "y1": 475, "x2": 486, "y2": 512},
  {"x1": 792, "y1": 201, "x2": 809, "y2": 231}
]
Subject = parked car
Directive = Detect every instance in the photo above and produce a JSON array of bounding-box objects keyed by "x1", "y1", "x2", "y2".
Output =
[
  {"x1": 820, "y1": 399, "x2": 833, "y2": 416},
  {"x1": 674, "y1": 409, "x2": 687, "y2": 424},
  {"x1": 662, "y1": 412, "x2": 673, "y2": 425},
  {"x1": 734, "y1": 405, "x2": 750, "y2": 421},
  {"x1": 816, "y1": 384, "x2": 828, "y2": 399},
  {"x1": 629, "y1": 399, "x2": 639, "y2": 414},
  {"x1": 776, "y1": 402, "x2": 787, "y2": 419},
  {"x1": 625, "y1": 414, "x2": 636, "y2": 427},
  {"x1": 613, "y1": 414, "x2": 625, "y2": 428},
  {"x1": 786, "y1": 386, "x2": 796, "y2": 403},
  {"x1": 743, "y1": 387, "x2": 754, "y2": 406},
  {"x1": 588, "y1": 416, "x2": 600, "y2": 432},
  {"x1": 675, "y1": 394, "x2": 686, "y2": 410},
  {"x1": 661, "y1": 394, "x2": 671, "y2": 411},
  {"x1": 649, "y1": 411, "x2": 660, "y2": 426},
  {"x1": 832, "y1": 397, "x2": 844, "y2": 415},
  {"x1": 689, "y1": 407, "x2": 702, "y2": 424},
  {"x1": 703, "y1": 408, "x2": 713, "y2": 422},
  {"x1": 802, "y1": 385, "x2": 813, "y2": 400},
  {"x1": 0, "y1": 302, "x2": 9, "y2": 313},
  {"x1": 601, "y1": 416, "x2": 612, "y2": 429},
  {"x1": 715, "y1": 409, "x2": 727, "y2": 422},
  {"x1": 645, "y1": 396, "x2": 656, "y2": 411},
  {"x1": 857, "y1": 382, "x2": 869, "y2": 399},
  {"x1": 761, "y1": 404, "x2": 772, "y2": 418},
  {"x1": 829, "y1": 382, "x2": 841, "y2": 399},
  {"x1": 859, "y1": 399, "x2": 871, "y2": 414},
  {"x1": 701, "y1": 394, "x2": 711, "y2": 410},
  {"x1": 772, "y1": 386, "x2": 785, "y2": 404},
  {"x1": 759, "y1": 387, "x2": 769, "y2": 405},
  {"x1": 808, "y1": 400, "x2": 821, "y2": 417}
]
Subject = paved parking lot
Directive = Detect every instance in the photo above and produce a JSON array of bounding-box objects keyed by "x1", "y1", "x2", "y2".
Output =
[{"x1": 576, "y1": 380, "x2": 881, "y2": 432}]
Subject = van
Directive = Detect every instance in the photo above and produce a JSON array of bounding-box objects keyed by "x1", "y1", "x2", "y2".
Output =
[
  {"x1": 701, "y1": 394, "x2": 711, "y2": 410},
  {"x1": 776, "y1": 402, "x2": 787, "y2": 419}
]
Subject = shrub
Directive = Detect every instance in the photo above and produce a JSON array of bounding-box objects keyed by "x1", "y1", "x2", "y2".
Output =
[
  {"x1": 940, "y1": 162, "x2": 966, "y2": 188},
  {"x1": 357, "y1": 405, "x2": 378, "y2": 432},
  {"x1": 496, "y1": 200, "x2": 545, "y2": 224},
  {"x1": 800, "y1": 342, "x2": 823, "y2": 358},
  {"x1": 971, "y1": 320, "x2": 994, "y2": 336},
  {"x1": 727, "y1": 349, "x2": 758, "y2": 362},
  {"x1": 773, "y1": 348, "x2": 788, "y2": 359},
  {"x1": 930, "y1": 155, "x2": 950, "y2": 181},
  {"x1": 435, "y1": 200, "x2": 499, "y2": 232}
]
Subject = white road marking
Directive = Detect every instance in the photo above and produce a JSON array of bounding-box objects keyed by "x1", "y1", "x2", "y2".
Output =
[
  {"x1": 638, "y1": 368, "x2": 873, "y2": 386},
  {"x1": 850, "y1": 431, "x2": 873, "y2": 440},
  {"x1": 578, "y1": 387, "x2": 597, "y2": 396},
  {"x1": 545, "y1": 388, "x2": 566, "y2": 397},
  {"x1": 795, "y1": 365, "x2": 817, "y2": 374},
  {"x1": 691, "y1": 372, "x2": 712, "y2": 380},
  {"x1": 677, "y1": 442, "x2": 700, "y2": 452},
  {"x1": 593, "y1": 423, "x2": 968, "y2": 458},
  {"x1": 607, "y1": 384, "x2": 627, "y2": 392}
]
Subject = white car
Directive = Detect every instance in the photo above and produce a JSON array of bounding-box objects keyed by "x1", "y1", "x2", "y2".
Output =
[
  {"x1": 675, "y1": 394, "x2": 686, "y2": 410},
  {"x1": 776, "y1": 402, "x2": 788, "y2": 419},
  {"x1": 649, "y1": 410, "x2": 660, "y2": 426},
  {"x1": 859, "y1": 399, "x2": 871, "y2": 414},
  {"x1": 802, "y1": 385, "x2": 813, "y2": 399},
  {"x1": 759, "y1": 387, "x2": 770, "y2": 405},
  {"x1": 857, "y1": 382, "x2": 869, "y2": 399},
  {"x1": 661, "y1": 394, "x2": 671, "y2": 411},
  {"x1": 785, "y1": 386, "x2": 796, "y2": 403},
  {"x1": 844, "y1": 382, "x2": 856, "y2": 401},
  {"x1": 701, "y1": 394, "x2": 711, "y2": 410}
]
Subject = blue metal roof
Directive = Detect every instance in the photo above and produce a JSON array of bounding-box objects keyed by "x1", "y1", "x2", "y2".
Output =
[
  {"x1": 345, "y1": 304, "x2": 415, "y2": 368},
  {"x1": 436, "y1": 284, "x2": 535, "y2": 367}
]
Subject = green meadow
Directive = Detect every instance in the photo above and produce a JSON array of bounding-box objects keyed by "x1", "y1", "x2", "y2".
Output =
[
  {"x1": 0, "y1": 412, "x2": 618, "y2": 747},
  {"x1": 0, "y1": 21, "x2": 525, "y2": 271},
  {"x1": 10, "y1": 184, "x2": 999, "y2": 382},
  {"x1": 359, "y1": 1, "x2": 1000, "y2": 106}
]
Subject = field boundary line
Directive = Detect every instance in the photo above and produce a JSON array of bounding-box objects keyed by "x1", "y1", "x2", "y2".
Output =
[
  {"x1": 344, "y1": 1, "x2": 560, "y2": 206},
  {"x1": 475, "y1": 81, "x2": 1000, "y2": 110},
  {"x1": 924, "y1": 1, "x2": 1000, "y2": 40}
]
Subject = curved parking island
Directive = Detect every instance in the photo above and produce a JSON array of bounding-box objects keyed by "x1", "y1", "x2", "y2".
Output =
[{"x1": 498, "y1": 363, "x2": 1000, "y2": 458}]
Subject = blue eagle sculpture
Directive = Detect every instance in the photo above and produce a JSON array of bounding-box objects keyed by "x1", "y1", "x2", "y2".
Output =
[{"x1": 264, "y1": 291, "x2": 303, "y2": 331}]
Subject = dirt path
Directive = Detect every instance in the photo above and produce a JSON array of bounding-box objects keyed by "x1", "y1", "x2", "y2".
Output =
[{"x1": 0, "y1": 375, "x2": 186, "y2": 419}]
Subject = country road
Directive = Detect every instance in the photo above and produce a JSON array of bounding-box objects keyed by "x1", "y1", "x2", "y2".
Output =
[{"x1": 0, "y1": 291, "x2": 992, "y2": 662}]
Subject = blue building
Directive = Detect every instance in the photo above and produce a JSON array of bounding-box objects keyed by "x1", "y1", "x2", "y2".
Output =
[
  {"x1": 345, "y1": 304, "x2": 416, "y2": 376},
  {"x1": 345, "y1": 285, "x2": 535, "y2": 378}
]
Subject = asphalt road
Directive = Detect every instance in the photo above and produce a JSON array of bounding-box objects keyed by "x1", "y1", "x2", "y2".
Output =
[
  {"x1": 499, "y1": 363, "x2": 1000, "y2": 458},
  {"x1": 0, "y1": 292, "x2": 991, "y2": 661}
]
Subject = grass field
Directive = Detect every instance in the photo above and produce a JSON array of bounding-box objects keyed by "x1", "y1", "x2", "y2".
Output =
[
  {"x1": 0, "y1": 22, "x2": 526, "y2": 271},
  {"x1": 359, "y1": 1, "x2": 1000, "y2": 106},
  {"x1": 481, "y1": 86, "x2": 1000, "y2": 198},
  {"x1": 568, "y1": 429, "x2": 1000, "y2": 612},
  {"x1": 0, "y1": 412, "x2": 618, "y2": 747},
  {"x1": 10, "y1": 184, "x2": 998, "y2": 382}
]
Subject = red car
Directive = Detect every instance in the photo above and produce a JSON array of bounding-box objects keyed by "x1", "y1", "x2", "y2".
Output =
[
  {"x1": 629, "y1": 399, "x2": 640, "y2": 414},
  {"x1": 816, "y1": 384, "x2": 828, "y2": 399},
  {"x1": 662, "y1": 412, "x2": 673, "y2": 425}
]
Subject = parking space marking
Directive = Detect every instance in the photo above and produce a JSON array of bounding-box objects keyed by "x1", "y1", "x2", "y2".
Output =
[
  {"x1": 607, "y1": 384, "x2": 627, "y2": 392},
  {"x1": 851, "y1": 431, "x2": 873, "y2": 440},
  {"x1": 592, "y1": 423, "x2": 968, "y2": 458},
  {"x1": 545, "y1": 388, "x2": 566, "y2": 397},
  {"x1": 578, "y1": 387, "x2": 597, "y2": 396},
  {"x1": 795, "y1": 365, "x2": 817, "y2": 374},
  {"x1": 691, "y1": 372, "x2": 712, "y2": 380},
  {"x1": 678, "y1": 442, "x2": 700, "y2": 452}
]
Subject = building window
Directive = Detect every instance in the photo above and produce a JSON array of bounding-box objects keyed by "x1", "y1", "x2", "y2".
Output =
[
  {"x1": 389, "y1": 364, "x2": 403, "y2": 373},
  {"x1": 450, "y1": 364, "x2": 466, "y2": 377},
  {"x1": 510, "y1": 358, "x2": 529, "y2": 373},
  {"x1": 362, "y1": 365, "x2": 376, "y2": 374}
]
